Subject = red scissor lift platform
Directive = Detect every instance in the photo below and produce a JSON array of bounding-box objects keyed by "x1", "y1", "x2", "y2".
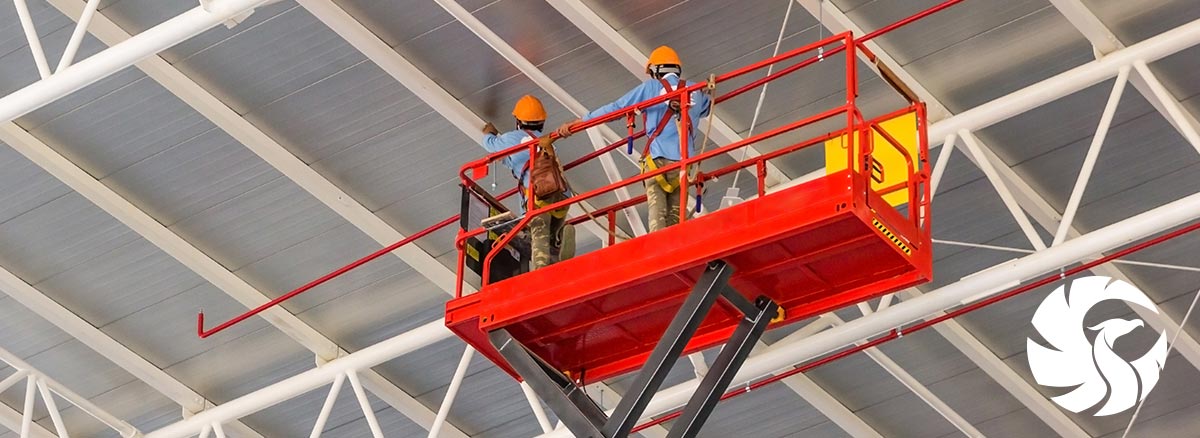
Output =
[{"x1": 447, "y1": 33, "x2": 931, "y2": 438}]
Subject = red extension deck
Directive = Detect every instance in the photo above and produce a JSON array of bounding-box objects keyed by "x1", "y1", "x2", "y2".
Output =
[{"x1": 446, "y1": 169, "x2": 932, "y2": 382}]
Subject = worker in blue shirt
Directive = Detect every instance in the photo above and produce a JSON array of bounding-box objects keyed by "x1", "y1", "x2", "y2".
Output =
[
  {"x1": 557, "y1": 46, "x2": 711, "y2": 231},
  {"x1": 482, "y1": 95, "x2": 572, "y2": 270}
]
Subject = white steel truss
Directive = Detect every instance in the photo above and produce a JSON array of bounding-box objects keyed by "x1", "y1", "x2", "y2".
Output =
[
  {"x1": 0, "y1": 345, "x2": 139, "y2": 438},
  {"x1": 1, "y1": 1, "x2": 1199, "y2": 437}
]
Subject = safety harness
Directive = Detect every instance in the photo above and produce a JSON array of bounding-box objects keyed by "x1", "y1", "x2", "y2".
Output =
[
  {"x1": 516, "y1": 130, "x2": 569, "y2": 219},
  {"x1": 638, "y1": 78, "x2": 686, "y2": 194}
]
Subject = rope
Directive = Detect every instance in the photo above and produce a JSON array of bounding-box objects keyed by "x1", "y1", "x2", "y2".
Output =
[
  {"x1": 1120, "y1": 286, "x2": 1200, "y2": 438},
  {"x1": 731, "y1": 0, "x2": 794, "y2": 189}
]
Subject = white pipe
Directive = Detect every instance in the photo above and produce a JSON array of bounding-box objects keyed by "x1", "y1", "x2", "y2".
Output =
[
  {"x1": 930, "y1": 16, "x2": 1200, "y2": 140},
  {"x1": 36, "y1": 379, "x2": 70, "y2": 438},
  {"x1": 55, "y1": 0, "x2": 104, "y2": 73},
  {"x1": 935, "y1": 238, "x2": 1200, "y2": 272},
  {"x1": 1053, "y1": 66, "x2": 1130, "y2": 246},
  {"x1": 0, "y1": 347, "x2": 140, "y2": 437},
  {"x1": 687, "y1": 353, "x2": 710, "y2": 379},
  {"x1": 520, "y1": 382, "x2": 554, "y2": 434},
  {"x1": 1132, "y1": 61, "x2": 1200, "y2": 150},
  {"x1": 535, "y1": 191, "x2": 1200, "y2": 437},
  {"x1": 428, "y1": 346, "x2": 474, "y2": 438},
  {"x1": 21, "y1": 376, "x2": 36, "y2": 438},
  {"x1": 0, "y1": 0, "x2": 271, "y2": 124},
  {"x1": 0, "y1": 371, "x2": 28, "y2": 394},
  {"x1": 198, "y1": 424, "x2": 211, "y2": 438},
  {"x1": 928, "y1": 134, "x2": 957, "y2": 197},
  {"x1": 147, "y1": 321, "x2": 451, "y2": 438},
  {"x1": 958, "y1": 130, "x2": 1047, "y2": 250},
  {"x1": 309, "y1": 373, "x2": 346, "y2": 438},
  {"x1": 13, "y1": 0, "x2": 52, "y2": 79},
  {"x1": 347, "y1": 371, "x2": 385, "y2": 438},
  {"x1": 829, "y1": 315, "x2": 982, "y2": 437},
  {"x1": 212, "y1": 423, "x2": 228, "y2": 438}
]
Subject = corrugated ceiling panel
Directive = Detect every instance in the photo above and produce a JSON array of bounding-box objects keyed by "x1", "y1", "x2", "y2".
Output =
[
  {"x1": 55, "y1": 379, "x2": 177, "y2": 438},
  {"x1": 849, "y1": 0, "x2": 1051, "y2": 65},
  {"x1": 904, "y1": 5, "x2": 1093, "y2": 113},
  {"x1": 684, "y1": 383, "x2": 832, "y2": 438},
  {"x1": 0, "y1": 143, "x2": 71, "y2": 225},
  {"x1": 245, "y1": 61, "x2": 435, "y2": 165},
  {"x1": 163, "y1": 325, "x2": 311, "y2": 404},
  {"x1": 1083, "y1": 0, "x2": 1200, "y2": 44},
  {"x1": 415, "y1": 365, "x2": 541, "y2": 436},
  {"x1": 19, "y1": 339, "x2": 138, "y2": 399},
  {"x1": 33, "y1": 238, "x2": 206, "y2": 327},
  {"x1": 100, "y1": 127, "x2": 280, "y2": 227},
  {"x1": 171, "y1": 5, "x2": 366, "y2": 115},
  {"x1": 0, "y1": 297, "x2": 72, "y2": 359},
  {"x1": 296, "y1": 271, "x2": 446, "y2": 352},
  {"x1": 99, "y1": 0, "x2": 294, "y2": 64},
  {"x1": 0, "y1": 193, "x2": 138, "y2": 284},
  {"x1": 167, "y1": 176, "x2": 345, "y2": 271},
  {"x1": 854, "y1": 390, "x2": 957, "y2": 437},
  {"x1": 100, "y1": 282, "x2": 273, "y2": 368},
  {"x1": 28, "y1": 77, "x2": 213, "y2": 179}
]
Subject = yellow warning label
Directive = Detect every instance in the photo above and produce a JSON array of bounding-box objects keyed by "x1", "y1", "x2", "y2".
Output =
[
  {"x1": 825, "y1": 111, "x2": 919, "y2": 206},
  {"x1": 873, "y1": 218, "x2": 912, "y2": 256}
]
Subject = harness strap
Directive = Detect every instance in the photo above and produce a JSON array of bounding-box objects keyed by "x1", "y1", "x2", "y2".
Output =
[{"x1": 641, "y1": 79, "x2": 685, "y2": 193}]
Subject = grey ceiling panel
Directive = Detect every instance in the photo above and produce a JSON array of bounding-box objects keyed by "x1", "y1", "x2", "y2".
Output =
[
  {"x1": 975, "y1": 77, "x2": 1155, "y2": 168},
  {"x1": 167, "y1": 176, "x2": 345, "y2": 271},
  {"x1": 34, "y1": 238, "x2": 205, "y2": 328},
  {"x1": 29, "y1": 77, "x2": 213, "y2": 179},
  {"x1": 1083, "y1": 0, "x2": 1200, "y2": 44},
  {"x1": 100, "y1": 281, "x2": 272, "y2": 368},
  {"x1": 536, "y1": 42, "x2": 643, "y2": 120},
  {"x1": 923, "y1": 368, "x2": 1039, "y2": 434},
  {"x1": 310, "y1": 112, "x2": 484, "y2": 212},
  {"x1": 320, "y1": 403, "x2": 427, "y2": 438},
  {"x1": 246, "y1": 61, "x2": 435, "y2": 165},
  {"x1": 904, "y1": 5, "x2": 1094, "y2": 114},
  {"x1": 172, "y1": 5, "x2": 367, "y2": 116},
  {"x1": 55, "y1": 379, "x2": 178, "y2": 438},
  {"x1": 415, "y1": 365, "x2": 540, "y2": 436},
  {"x1": 0, "y1": 296, "x2": 73, "y2": 359},
  {"x1": 854, "y1": 390, "x2": 956, "y2": 438},
  {"x1": 232, "y1": 222, "x2": 411, "y2": 314},
  {"x1": 873, "y1": 327, "x2": 977, "y2": 387},
  {"x1": 805, "y1": 351, "x2": 909, "y2": 412},
  {"x1": 935, "y1": 407, "x2": 1056, "y2": 438},
  {"x1": 0, "y1": 143, "x2": 70, "y2": 225},
  {"x1": 688, "y1": 383, "x2": 831, "y2": 438},
  {"x1": 1151, "y1": 45, "x2": 1200, "y2": 103},
  {"x1": 22, "y1": 339, "x2": 138, "y2": 399},
  {"x1": 1077, "y1": 162, "x2": 1199, "y2": 231},
  {"x1": 0, "y1": 192, "x2": 138, "y2": 284},
  {"x1": 330, "y1": 0, "x2": 493, "y2": 48},
  {"x1": 101, "y1": 127, "x2": 280, "y2": 227},
  {"x1": 99, "y1": 0, "x2": 295, "y2": 64},
  {"x1": 850, "y1": 0, "x2": 1051, "y2": 65},
  {"x1": 393, "y1": 18, "x2": 522, "y2": 101},
  {"x1": 1101, "y1": 398, "x2": 1200, "y2": 438},
  {"x1": 0, "y1": 0, "x2": 70, "y2": 57},
  {"x1": 474, "y1": 0, "x2": 596, "y2": 67},
  {"x1": 164, "y1": 325, "x2": 311, "y2": 404},
  {"x1": 295, "y1": 270, "x2": 446, "y2": 352}
]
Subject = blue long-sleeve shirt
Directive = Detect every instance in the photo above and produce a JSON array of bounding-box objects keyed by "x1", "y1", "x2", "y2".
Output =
[
  {"x1": 583, "y1": 73, "x2": 711, "y2": 161},
  {"x1": 482, "y1": 128, "x2": 541, "y2": 186}
]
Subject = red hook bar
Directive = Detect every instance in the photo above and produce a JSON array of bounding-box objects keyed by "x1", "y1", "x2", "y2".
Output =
[{"x1": 197, "y1": 214, "x2": 461, "y2": 338}]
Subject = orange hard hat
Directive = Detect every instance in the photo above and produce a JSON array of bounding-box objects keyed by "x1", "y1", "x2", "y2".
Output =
[
  {"x1": 512, "y1": 95, "x2": 547, "y2": 122},
  {"x1": 646, "y1": 46, "x2": 682, "y2": 72}
]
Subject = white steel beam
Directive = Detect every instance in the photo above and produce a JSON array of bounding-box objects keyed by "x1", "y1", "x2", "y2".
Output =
[
  {"x1": 533, "y1": 189, "x2": 1200, "y2": 438},
  {"x1": 0, "y1": 346, "x2": 139, "y2": 438},
  {"x1": 802, "y1": 0, "x2": 1200, "y2": 427},
  {"x1": 827, "y1": 314, "x2": 983, "y2": 438},
  {"x1": 294, "y1": 0, "x2": 613, "y2": 244},
  {"x1": 435, "y1": 0, "x2": 648, "y2": 236},
  {"x1": 1047, "y1": 0, "x2": 1200, "y2": 155},
  {"x1": 0, "y1": 0, "x2": 273, "y2": 124},
  {"x1": 0, "y1": 257, "x2": 264, "y2": 437},
  {"x1": 0, "y1": 110, "x2": 465, "y2": 437},
  {"x1": 547, "y1": 0, "x2": 791, "y2": 187},
  {"x1": 39, "y1": 1, "x2": 475, "y2": 435},
  {"x1": 900, "y1": 289, "x2": 1088, "y2": 437},
  {"x1": 146, "y1": 321, "x2": 455, "y2": 438}
]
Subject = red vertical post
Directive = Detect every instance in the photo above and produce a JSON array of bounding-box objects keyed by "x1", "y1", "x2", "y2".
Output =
[
  {"x1": 677, "y1": 87, "x2": 691, "y2": 224},
  {"x1": 756, "y1": 161, "x2": 767, "y2": 198},
  {"x1": 607, "y1": 211, "x2": 617, "y2": 247}
]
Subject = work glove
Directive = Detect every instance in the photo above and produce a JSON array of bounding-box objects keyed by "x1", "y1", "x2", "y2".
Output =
[
  {"x1": 482, "y1": 121, "x2": 499, "y2": 135},
  {"x1": 556, "y1": 118, "x2": 582, "y2": 138}
]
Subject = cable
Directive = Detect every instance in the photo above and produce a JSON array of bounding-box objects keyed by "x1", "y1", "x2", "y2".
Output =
[
  {"x1": 731, "y1": 0, "x2": 794, "y2": 189},
  {"x1": 1120, "y1": 286, "x2": 1200, "y2": 438}
]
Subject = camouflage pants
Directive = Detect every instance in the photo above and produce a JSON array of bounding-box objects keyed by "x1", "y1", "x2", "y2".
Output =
[
  {"x1": 645, "y1": 158, "x2": 682, "y2": 232},
  {"x1": 528, "y1": 192, "x2": 569, "y2": 270}
]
